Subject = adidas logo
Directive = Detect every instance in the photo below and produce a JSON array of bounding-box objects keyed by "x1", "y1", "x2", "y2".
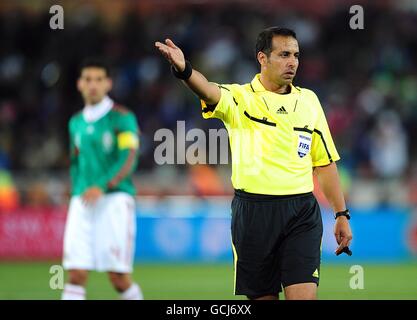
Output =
[
  {"x1": 312, "y1": 269, "x2": 319, "y2": 278},
  {"x1": 276, "y1": 106, "x2": 288, "y2": 114}
]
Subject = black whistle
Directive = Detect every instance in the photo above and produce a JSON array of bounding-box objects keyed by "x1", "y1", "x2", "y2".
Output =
[{"x1": 336, "y1": 246, "x2": 352, "y2": 256}]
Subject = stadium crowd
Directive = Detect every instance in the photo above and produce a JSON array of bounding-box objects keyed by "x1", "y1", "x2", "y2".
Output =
[{"x1": 0, "y1": 0, "x2": 417, "y2": 208}]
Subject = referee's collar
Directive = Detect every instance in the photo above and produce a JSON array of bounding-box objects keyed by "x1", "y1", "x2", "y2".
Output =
[{"x1": 250, "y1": 74, "x2": 300, "y2": 94}]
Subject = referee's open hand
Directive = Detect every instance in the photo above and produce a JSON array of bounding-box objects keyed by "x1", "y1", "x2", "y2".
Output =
[
  {"x1": 334, "y1": 216, "x2": 353, "y2": 256},
  {"x1": 155, "y1": 38, "x2": 186, "y2": 73}
]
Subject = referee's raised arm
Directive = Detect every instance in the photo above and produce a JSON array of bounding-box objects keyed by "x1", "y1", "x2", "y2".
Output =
[{"x1": 155, "y1": 38, "x2": 221, "y2": 105}]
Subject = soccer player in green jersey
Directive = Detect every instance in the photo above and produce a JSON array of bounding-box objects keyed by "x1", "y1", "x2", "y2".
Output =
[{"x1": 61, "y1": 59, "x2": 143, "y2": 300}]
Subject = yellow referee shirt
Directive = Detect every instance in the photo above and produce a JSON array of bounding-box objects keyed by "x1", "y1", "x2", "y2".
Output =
[{"x1": 201, "y1": 73, "x2": 340, "y2": 195}]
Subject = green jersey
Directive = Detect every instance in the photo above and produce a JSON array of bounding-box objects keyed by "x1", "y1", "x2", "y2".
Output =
[{"x1": 69, "y1": 99, "x2": 140, "y2": 196}]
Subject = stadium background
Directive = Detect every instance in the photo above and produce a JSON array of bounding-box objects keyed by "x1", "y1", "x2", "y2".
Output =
[{"x1": 0, "y1": 0, "x2": 416, "y2": 299}]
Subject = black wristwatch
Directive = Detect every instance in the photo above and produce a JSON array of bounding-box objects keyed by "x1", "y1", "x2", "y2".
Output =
[{"x1": 334, "y1": 209, "x2": 351, "y2": 220}]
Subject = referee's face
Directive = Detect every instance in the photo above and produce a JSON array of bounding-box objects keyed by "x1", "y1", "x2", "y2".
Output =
[{"x1": 263, "y1": 35, "x2": 299, "y2": 86}]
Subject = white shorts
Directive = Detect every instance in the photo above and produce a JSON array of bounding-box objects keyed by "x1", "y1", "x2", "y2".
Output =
[{"x1": 63, "y1": 192, "x2": 136, "y2": 273}]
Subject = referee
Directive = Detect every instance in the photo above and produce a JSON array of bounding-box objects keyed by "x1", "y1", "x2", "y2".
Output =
[{"x1": 155, "y1": 27, "x2": 353, "y2": 300}]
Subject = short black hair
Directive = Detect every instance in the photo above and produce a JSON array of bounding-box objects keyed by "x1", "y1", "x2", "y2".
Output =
[
  {"x1": 255, "y1": 27, "x2": 297, "y2": 60},
  {"x1": 79, "y1": 57, "x2": 111, "y2": 77}
]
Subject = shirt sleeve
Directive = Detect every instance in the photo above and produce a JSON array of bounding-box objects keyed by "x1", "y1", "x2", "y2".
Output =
[
  {"x1": 96, "y1": 112, "x2": 140, "y2": 192},
  {"x1": 201, "y1": 84, "x2": 238, "y2": 125},
  {"x1": 68, "y1": 117, "x2": 79, "y2": 190},
  {"x1": 310, "y1": 95, "x2": 340, "y2": 167}
]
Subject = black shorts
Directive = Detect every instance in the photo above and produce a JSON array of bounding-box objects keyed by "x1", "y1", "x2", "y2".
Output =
[{"x1": 231, "y1": 189, "x2": 323, "y2": 298}]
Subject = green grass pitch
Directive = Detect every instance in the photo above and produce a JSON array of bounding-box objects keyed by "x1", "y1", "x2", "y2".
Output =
[{"x1": 0, "y1": 262, "x2": 416, "y2": 300}]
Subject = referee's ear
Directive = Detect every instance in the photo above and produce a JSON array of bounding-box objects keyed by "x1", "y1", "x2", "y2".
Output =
[{"x1": 257, "y1": 51, "x2": 268, "y2": 67}]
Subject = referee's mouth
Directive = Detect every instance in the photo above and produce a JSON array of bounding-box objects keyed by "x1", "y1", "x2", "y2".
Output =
[
  {"x1": 284, "y1": 71, "x2": 295, "y2": 76},
  {"x1": 282, "y1": 71, "x2": 296, "y2": 79}
]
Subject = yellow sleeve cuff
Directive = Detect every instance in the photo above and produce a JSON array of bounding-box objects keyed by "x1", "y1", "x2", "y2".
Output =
[
  {"x1": 312, "y1": 155, "x2": 340, "y2": 167},
  {"x1": 201, "y1": 100, "x2": 216, "y2": 119}
]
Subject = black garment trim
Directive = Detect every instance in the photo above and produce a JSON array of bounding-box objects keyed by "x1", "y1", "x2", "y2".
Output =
[{"x1": 244, "y1": 111, "x2": 276, "y2": 127}]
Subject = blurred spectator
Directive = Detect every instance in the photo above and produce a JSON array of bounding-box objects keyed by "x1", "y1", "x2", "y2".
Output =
[
  {"x1": 369, "y1": 110, "x2": 409, "y2": 205},
  {"x1": 0, "y1": 169, "x2": 19, "y2": 212},
  {"x1": 370, "y1": 110, "x2": 408, "y2": 179},
  {"x1": 189, "y1": 164, "x2": 225, "y2": 196}
]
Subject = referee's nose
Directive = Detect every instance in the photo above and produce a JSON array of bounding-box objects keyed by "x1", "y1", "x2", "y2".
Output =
[{"x1": 287, "y1": 55, "x2": 298, "y2": 70}]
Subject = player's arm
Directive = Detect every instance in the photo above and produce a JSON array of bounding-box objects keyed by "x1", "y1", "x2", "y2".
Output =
[
  {"x1": 310, "y1": 92, "x2": 353, "y2": 256},
  {"x1": 69, "y1": 119, "x2": 79, "y2": 190},
  {"x1": 314, "y1": 163, "x2": 353, "y2": 255},
  {"x1": 97, "y1": 113, "x2": 139, "y2": 191},
  {"x1": 155, "y1": 39, "x2": 221, "y2": 105},
  {"x1": 314, "y1": 163, "x2": 346, "y2": 213},
  {"x1": 83, "y1": 113, "x2": 140, "y2": 205}
]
